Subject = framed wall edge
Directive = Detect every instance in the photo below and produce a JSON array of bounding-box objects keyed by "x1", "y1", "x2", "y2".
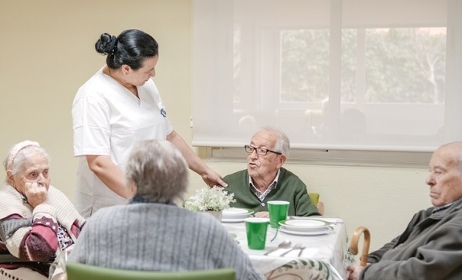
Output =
[{"x1": 203, "y1": 147, "x2": 431, "y2": 168}]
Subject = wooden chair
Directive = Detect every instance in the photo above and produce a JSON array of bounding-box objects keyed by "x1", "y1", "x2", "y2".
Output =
[
  {"x1": 349, "y1": 226, "x2": 371, "y2": 266},
  {"x1": 66, "y1": 262, "x2": 236, "y2": 280},
  {"x1": 308, "y1": 192, "x2": 325, "y2": 215}
]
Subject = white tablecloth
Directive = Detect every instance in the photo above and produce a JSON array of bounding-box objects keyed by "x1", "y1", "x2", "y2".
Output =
[{"x1": 222, "y1": 217, "x2": 349, "y2": 280}]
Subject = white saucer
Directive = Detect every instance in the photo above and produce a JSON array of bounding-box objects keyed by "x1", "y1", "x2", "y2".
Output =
[
  {"x1": 221, "y1": 216, "x2": 249, "y2": 223},
  {"x1": 279, "y1": 226, "x2": 333, "y2": 236},
  {"x1": 279, "y1": 219, "x2": 331, "y2": 232},
  {"x1": 222, "y1": 208, "x2": 254, "y2": 219}
]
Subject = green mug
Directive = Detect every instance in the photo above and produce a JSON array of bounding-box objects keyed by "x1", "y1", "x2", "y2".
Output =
[
  {"x1": 268, "y1": 200, "x2": 290, "y2": 228},
  {"x1": 245, "y1": 217, "x2": 278, "y2": 250}
]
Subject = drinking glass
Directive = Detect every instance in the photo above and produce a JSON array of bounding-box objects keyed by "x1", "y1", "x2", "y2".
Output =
[{"x1": 268, "y1": 201, "x2": 290, "y2": 228}]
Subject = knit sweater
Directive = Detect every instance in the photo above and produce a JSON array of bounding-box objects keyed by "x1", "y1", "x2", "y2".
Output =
[
  {"x1": 68, "y1": 203, "x2": 265, "y2": 280},
  {"x1": 0, "y1": 184, "x2": 85, "y2": 277},
  {"x1": 223, "y1": 168, "x2": 320, "y2": 216}
]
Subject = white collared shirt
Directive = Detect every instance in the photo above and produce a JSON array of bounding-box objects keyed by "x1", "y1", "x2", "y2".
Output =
[{"x1": 249, "y1": 169, "x2": 281, "y2": 201}]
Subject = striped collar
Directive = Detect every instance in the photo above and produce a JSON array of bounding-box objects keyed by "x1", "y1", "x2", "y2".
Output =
[{"x1": 432, "y1": 202, "x2": 455, "y2": 213}]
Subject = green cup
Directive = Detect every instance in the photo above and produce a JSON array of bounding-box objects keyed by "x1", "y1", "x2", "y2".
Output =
[
  {"x1": 268, "y1": 200, "x2": 290, "y2": 228},
  {"x1": 245, "y1": 217, "x2": 270, "y2": 250}
]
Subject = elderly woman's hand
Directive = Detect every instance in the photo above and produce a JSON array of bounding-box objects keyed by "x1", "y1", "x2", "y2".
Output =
[{"x1": 24, "y1": 182, "x2": 48, "y2": 208}]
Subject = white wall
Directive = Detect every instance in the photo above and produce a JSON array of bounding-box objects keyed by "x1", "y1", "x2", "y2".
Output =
[
  {"x1": 0, "y1": 0, "x2": 433, "y2": 253},
  {"x1": 0, "y1": 0, "x2": 192, "y2": 198}
]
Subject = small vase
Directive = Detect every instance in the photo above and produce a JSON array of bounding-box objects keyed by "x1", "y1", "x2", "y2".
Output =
[{"x1": 205, "y1": 210, "x2": 223, "y2": 221}]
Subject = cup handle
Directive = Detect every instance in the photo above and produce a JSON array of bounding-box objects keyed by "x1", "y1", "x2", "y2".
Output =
[{"x1": 270, "y1": 226, "x2": 278, "y2": 242}]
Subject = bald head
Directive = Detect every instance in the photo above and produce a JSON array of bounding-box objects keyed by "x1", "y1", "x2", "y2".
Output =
[
  {"x1": 426, "y1": 141, "x2": 462, "y2": 207},
  {"x1": 435, "y1": 142, "x2": 462, "y2": 172}
]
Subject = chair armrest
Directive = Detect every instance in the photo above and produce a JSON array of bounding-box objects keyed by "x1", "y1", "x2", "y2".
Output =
[
  {"x1": 0, "y1": 253, "x2": 22, "y2": 263},
  {"x1": 0, "y1": 253, "x2": 51, "y2": 263}
]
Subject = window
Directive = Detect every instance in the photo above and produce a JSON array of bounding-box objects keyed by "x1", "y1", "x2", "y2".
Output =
[{"x1": 192, "y1": 0, "x2": 462, "y2": 153}]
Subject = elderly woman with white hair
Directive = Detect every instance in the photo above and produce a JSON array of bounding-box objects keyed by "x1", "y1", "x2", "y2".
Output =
[
  {"x1": 68, "y1": 139, "x2": 265, "y2": 279},
  {"x1": 0, "y1": 141, "x2": 85, "y2": 280}
]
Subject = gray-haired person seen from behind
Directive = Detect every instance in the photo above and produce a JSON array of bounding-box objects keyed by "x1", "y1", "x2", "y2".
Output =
[{"x1": 68, "y1": 140, "x2": 265, "y2": 279}]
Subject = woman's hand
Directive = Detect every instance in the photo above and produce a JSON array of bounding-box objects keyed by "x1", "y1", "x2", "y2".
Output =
[
  {"x1": 24, "y1": 182, "x2": 48, "y2": 208},
  {"x1": 201, "y1": 168, "x2": 228, "y2": 188},
  {"x1": 167, "y1": 130, "x2": 228, "y2": 188}
]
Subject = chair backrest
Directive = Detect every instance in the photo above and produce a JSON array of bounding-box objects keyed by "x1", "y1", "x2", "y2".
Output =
[
  {"x1": 65, "y1": 262, "x2": 236, "y2": 280},
  {"x1": 308, "y1": 192, "x2": 325, "y2": 215},
  {"x1": 308, "y1": 192, "x2": 320, "y2": 205}
]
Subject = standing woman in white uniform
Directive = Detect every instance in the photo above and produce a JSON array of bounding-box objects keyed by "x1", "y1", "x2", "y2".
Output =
[{"x1": 72, "y1": 29, "x2": 227, "y2": 218}]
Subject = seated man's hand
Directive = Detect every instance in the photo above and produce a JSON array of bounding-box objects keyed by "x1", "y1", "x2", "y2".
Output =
[
  {"x1": 347, "y1": 264, "x2": 365, "y2": 280},
  {"x1": 254, "y1": 211, "x2": 269, "y2": 218}
]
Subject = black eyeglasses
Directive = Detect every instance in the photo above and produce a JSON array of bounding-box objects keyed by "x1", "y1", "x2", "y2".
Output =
[{"x1": 244, "y1": 145, "x2": 282, "y2": 156}]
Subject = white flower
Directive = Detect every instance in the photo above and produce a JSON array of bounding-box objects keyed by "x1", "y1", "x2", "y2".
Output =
[{"x1": 184, "y1": 186, "x2": 235, "y2": 212}]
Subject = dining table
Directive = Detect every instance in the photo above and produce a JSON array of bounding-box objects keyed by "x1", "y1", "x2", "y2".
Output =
[{"x1": 221, "y1": 217, "x2": 352, "y2": 280}]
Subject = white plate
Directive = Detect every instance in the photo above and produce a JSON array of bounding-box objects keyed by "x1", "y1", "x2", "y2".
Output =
[
  {"x1": 279, "y1": 219, "x2": 331, "y2": 232},
  {"x1": 222, "y1": 208, "x2": 254, "y2": 219},
  {"x1": 221, "y1": 216, "x2": 250, "y2": 223},
  {"x1": 279, "y1": 226, "x2": 333, "y2": 236}
]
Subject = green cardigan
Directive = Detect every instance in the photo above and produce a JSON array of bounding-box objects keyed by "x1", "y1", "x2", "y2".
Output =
[{"x1": 223, "y1": 167, "x2": 320, "y2": 217}]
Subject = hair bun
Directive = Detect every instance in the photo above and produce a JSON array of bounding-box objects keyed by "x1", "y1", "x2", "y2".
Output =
[
  {"x1": 106, "y1": 35, "x2": 117, "y2": 53},
  {"x1": 95, "y1": 33, "x2": 118, "y2": 55}
]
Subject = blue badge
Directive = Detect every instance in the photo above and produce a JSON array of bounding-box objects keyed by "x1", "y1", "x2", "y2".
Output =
[{"x1": 160, "y1": 108, "x2": 167, "y2": 117}]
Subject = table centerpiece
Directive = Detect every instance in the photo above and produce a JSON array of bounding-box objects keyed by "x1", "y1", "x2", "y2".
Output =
[{"x1": 184, "y1": 186, "x2": 235, "y2": 221}]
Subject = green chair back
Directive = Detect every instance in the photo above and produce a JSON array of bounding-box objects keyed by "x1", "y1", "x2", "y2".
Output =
[
  {"x1": 308, "y1": 192, "x2": 320, "y2": 205},
  {"x1": 66, "y1": 262, "x2": 236, "y2": 280}
]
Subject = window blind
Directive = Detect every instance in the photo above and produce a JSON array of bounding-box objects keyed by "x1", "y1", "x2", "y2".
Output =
[{"x1": 192, "y1": 0, "x2": 462, "y2": 152}]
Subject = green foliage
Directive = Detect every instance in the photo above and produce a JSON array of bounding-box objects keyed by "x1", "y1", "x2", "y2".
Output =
[
  {"x1": 281, "y1": 29, "x2": 330, "y2": 102},
  {"x1": 280, "y1": 27, "x2": 446, "y2": 104}
]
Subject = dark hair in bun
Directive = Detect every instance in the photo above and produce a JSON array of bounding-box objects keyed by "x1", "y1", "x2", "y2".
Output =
[{"x1": 95, "y1": 29, "x2": 158, "y2": 71}]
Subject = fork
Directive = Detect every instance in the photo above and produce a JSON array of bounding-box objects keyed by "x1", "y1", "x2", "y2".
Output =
[
  {"x1": 298, "y1": 244, "x2": 306, "y2": 257},
  {"x1": 280, "y1": 243, "x2": 302, "y2": 257}
]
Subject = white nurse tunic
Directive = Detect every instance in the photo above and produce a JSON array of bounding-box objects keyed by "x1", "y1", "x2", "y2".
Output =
[{"x1": 72, "y1": 68, "x2": 173, "y2": 217}]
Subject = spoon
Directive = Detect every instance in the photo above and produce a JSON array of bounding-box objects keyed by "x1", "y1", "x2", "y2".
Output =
[{"x1": 264, "y1": 240, "x2": 291, "y2": 256}]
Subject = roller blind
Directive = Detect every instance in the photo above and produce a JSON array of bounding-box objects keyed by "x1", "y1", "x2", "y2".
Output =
[{"x1": 192, "y1": 0, "x2": 462, "y2": 152}]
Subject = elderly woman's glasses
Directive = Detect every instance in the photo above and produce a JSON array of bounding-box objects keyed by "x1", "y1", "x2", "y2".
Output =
[{"x1": 244, "y1": 145, "x2": 282, "y2": 156}]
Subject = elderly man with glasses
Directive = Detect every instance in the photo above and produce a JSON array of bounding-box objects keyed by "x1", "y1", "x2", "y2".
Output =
[{"x1": 222, "y1": 127, "x2": 320, "y2": 218}]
